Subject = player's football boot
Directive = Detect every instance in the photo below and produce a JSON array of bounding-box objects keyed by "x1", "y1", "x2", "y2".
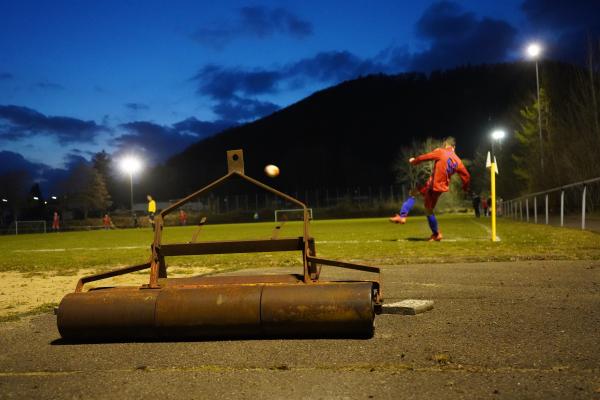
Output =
[
  {"x1": 389, "y1": 214, "x2": 407, "y2": 224},
  {"x1": 428, "y1": 232, "x2": 443, "y2": 241}
]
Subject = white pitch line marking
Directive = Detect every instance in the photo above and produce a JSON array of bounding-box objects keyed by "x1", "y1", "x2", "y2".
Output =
[
  {"x1": 13, "y1": 246, "x2": 147, "y2": 253},
  {"x1": 316, "y1": 237, "x2": 487, "y2": 244},
  {"x1": 470, "y1": 219, "x2": 501, "y2": 241},
  {"x1": 14, "y1": 231, "x2": 493, "y2": 253}
]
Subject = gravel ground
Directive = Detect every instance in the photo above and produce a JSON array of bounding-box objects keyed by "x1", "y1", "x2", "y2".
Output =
[{"x1": 0, "y1": 260, "x2": 599, "y2": 400}]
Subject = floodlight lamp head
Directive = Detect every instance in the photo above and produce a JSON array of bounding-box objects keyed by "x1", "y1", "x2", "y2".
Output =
[
  {"x1": 491, "y1": 129, "x2": 506, "y2": 141},
  {"x1": 526, "y1": 42, "x2": 542, "y2": 59},
  {"x1": 121, "y1": 156, "x2": 142, "y2": 175}
]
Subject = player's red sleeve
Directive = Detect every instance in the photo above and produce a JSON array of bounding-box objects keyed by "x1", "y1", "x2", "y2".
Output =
[
  {"x1": 411, "y1": 148, "x2": 441, "y2": 165},
  {"x1": 457, "y1": 162, "x2": 471, "y2": 192}
]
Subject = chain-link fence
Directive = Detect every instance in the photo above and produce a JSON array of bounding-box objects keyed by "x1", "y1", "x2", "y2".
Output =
[
  {"x1": 149, "y1": 184, "x2": 412, "y2": 222},
  {"x1": 0, "y1": 183, "x2": 477, "y2": 233}
]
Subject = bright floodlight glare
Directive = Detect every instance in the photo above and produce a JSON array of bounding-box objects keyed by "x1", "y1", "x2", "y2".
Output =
[
  {"x1": 492, "y1": 129, "x2": 506, "y2": 141},
  {"x1": 120, "y1": 156, "x2": 142, "y2": 175},
  {"x1": 33, "y1": 196, "x2": 39, "y2": 200},
  {"x1": 51, "y1": 196, "x2": 57, "y2": 200},
  {"x1": 527, "y1": 43, "x2": 542, "y2": 58},
  {"x1": 1, "y1": 198, "x2": 7, "y2": 202}
]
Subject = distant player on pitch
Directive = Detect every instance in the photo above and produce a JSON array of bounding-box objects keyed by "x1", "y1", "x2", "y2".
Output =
[
  {"x1": 147, "y1": 195, "x2": 156, "y2": 231},
  {"x1": 389, "y1": 137, "x2": 470, "y2": 241}
]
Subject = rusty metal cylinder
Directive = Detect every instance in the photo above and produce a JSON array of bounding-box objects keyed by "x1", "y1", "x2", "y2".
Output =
[
  {"x1": 155, "y1": 285, "x2": 263, "y2": 337},
  {"x1": 57, "y1": 282, "x2": 375, "y2": 340},
  {"x1": 261, "y1": 282, "x2": 375, "y2": 337},
  {"x1": 57, "y1": 289, "x2": 160, "y2": 340}
]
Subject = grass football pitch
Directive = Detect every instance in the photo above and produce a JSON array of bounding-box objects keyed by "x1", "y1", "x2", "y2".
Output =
[{"x1": 2, "y1": 214, "x2": 600, "y2": 274}]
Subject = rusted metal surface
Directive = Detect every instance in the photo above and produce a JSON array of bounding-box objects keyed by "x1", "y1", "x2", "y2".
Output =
[
  {"x1": 261, "y1": 282, "x2": 375, "y2": 337},
  {"x1": 74, "y1": 262, "x2": 151, "y2": 293},
  {"x1": 226, "y1": 149, "x2": 245, "y2": 174},
  {"x1": 157, "y1": 237, "x2": 308, "y2": 256},
  {"x1": 157, "y1": 274, "x2": 303, "y2": 286},
  {"x1": 57, "y1": 289, "x2": 159, "y2": 340},
  {"x1": 58, "y1": 281, "x2": 376, "y2": 340},
  {"x1": 57, "y1": 149, "x2": 383, "y2": 340}
]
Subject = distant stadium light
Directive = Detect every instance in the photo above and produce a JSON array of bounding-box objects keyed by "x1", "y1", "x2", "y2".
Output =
[
  {"x1": 526, "y1": 42, "x2": 542, "y2": 59},
  {"x1": 491, "y1": 129, "x2": 506, "y2": 141},
  {"x1": 526, "y1": 41, "x2": 544, "y2": 170},
  {"x1": 51, "y1": 196, "x2": 57, "y2": 200},
  {"x1": 1, "y1": 198, "x2": 7, "y2": 202},
  {"x1": 120, "y1": 156, "x2": 142, "y2": 175},
  {"x1": 120, "y1": 156, "x2": 143, "y2": 217},
  {"x1": 33, "y1": 196, "x2": 39, "y2": 200},
  {"x1": 44, "y1": 201, "x2": 48, "y2": 204}
]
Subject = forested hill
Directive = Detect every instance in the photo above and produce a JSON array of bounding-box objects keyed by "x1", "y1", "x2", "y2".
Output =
[{"x1": 146, "y1": 62, "x2": 544, "y2": 198}]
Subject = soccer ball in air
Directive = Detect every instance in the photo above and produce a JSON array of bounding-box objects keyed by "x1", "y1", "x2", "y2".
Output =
[{"x1": 264, "y1": 164, "x2": 280, "y2": 178}]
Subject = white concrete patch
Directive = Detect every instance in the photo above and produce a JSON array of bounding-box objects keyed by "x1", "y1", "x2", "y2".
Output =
[{"x1": 382, "y1": 299, "x2": 434, "y2": 315}]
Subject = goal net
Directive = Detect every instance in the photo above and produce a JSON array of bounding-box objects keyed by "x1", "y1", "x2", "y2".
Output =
[
  {"x1": 274, "y1": 208, "x2": 313, "y2": 222},
  {"x1": 14, "y1": 220, "x2": 47, "y2": 234}
]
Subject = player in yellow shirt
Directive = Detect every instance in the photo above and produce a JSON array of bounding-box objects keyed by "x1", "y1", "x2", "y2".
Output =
[{"x1": 147, "y1": 195, "x2": 156, "y2": 231}]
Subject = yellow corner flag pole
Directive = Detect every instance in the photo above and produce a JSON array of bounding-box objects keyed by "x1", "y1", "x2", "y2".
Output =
[
  {"x1": 486, "y1": 152, "x2": 499, "y2": 242},
  {"x1": 491, "y1": 160, "x2": 497, "y2": 241}
]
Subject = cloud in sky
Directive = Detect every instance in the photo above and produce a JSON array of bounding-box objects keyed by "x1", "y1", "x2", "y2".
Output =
[
  {"x1": 212, "y1": 96, "x2": 279, "y2": 121},
  {"x1": 521, "y1": 0, "x2": 600, "y2": 62},
  {"x1": 114, "y1": 118, "x2": 235, "y2": 163},
  {"x1": 0, "y1": 105, "x2": 106, "y2": 144},
  {"x1": 521, "y1": 0, "x2": 600, "y2": 31},
  {"x1": 63, "y1": 152, "x2": 90, "y2": 169},
  {"x1": 287, "y1": 51, "x2": 387, "y2": 83},
  {"x1": 35, "y1": 81, "x2": 65, "y2": 91},
  {"x1": 191, "y1": 6, "x2": 312, "y2": 49},
  {"x1": 0, "y1": 114, "x2": 236, "y2": 195},
  {"x1": 238, "y1": 6, "x2": 312, "y2": 38},
  {"x1": 0, "y1": 102, "x2": 235, "y2": 177},
  {"x1": 124, "y1": 102, "x2": 150, "y2": 111},
  {"x1": 190, "y1": 2, "x2": 523, "y2": 119},
  {"x1": 193, "y1": 65, "x2": 282, "y2": 99},
  {"x1": 0, "y1": 150, "x2": 45, "y2": 176},
  {"x1": 409, "y1": 1, "x2": 517, "y2": 71},
  {"x1": 191, "y1": 50, "x2": 394, "y2": 120},
  {"x1": 171, "y1": 117, "x2": 235, "y2": 137},
  {"x1": 0, "y1": 150, "x2": 71, "y2": 195},
  {"x1": 194, "y1": 50, "x2": 390, "y2": 101}
]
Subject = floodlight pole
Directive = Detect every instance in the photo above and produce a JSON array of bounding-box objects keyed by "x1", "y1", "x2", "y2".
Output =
[
  {"x1": 129, "y1": 172, "x2": 134, "y2": 215},
  {"x1": 534, "y1": 60, "x2": 543, "y2": 171}
]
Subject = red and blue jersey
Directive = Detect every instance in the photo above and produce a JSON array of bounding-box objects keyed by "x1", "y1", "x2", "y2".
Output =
[{"x1": 411, "y1": 147, "x2": 470, "y2": 193}]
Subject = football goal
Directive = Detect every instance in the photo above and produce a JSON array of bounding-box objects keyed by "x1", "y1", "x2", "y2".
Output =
[
  {"x1": 13, "y1": 220, "x2": 47, "y2": 234},
  {"x1": 274, "y1": 208, "x2": 313, "y2": 222}
]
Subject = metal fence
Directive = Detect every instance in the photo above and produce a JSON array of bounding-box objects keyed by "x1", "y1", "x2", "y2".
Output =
[
  {"x1": 504, "y1": 177, "x2": 600, "y2": 231},
  {"x1": 134, "y1": 185, "x2": 412, "y2": 215}
]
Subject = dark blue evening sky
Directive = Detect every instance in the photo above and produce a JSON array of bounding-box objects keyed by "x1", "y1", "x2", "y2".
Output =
[{"x1": 1, "y1": 0, "x2": 599, "y2": 181}]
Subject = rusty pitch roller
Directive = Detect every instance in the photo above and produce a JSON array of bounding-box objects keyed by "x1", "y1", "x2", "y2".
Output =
[{"x1": 56, "y1": 150, "x2": 383, "y2": 340}]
